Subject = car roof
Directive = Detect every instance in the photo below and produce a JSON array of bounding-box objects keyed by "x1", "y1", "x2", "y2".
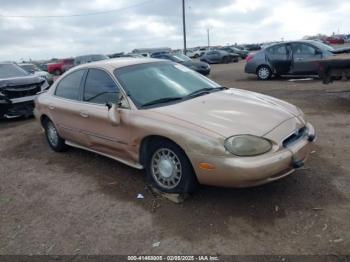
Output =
[
  {"x1": 265, "y1": 40, "x2": 321, "y2": 48},
  {"x1": 72, "y1": 58, "x2": 163, "y2": 71}
]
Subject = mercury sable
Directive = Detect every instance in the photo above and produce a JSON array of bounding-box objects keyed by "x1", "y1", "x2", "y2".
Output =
[{"x1": 34, "y1": 58, "x2": 316, "y2": 193}]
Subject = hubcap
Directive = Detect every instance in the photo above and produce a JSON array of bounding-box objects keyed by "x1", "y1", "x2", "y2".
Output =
[
  {"x1": 151, "y1": 148, "x2": 182, "y2": 189},
  {"x1": 258, "y1": 67, "x2": 270, "y2": 79},
  {"x1": 47, "y1": 122, "x2": 59, "y2": 147}
]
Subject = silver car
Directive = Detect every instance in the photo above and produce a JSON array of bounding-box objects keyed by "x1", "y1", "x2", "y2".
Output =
[{"x1": 245, "y1": 40, "x2": 334, "y2": 80}]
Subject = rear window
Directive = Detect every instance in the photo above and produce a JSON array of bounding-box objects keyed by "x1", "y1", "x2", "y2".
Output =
[
  {"x1": 267, "y1": 45, "x2": 287, "y2": 55},
  {"x1": 55, "y1": 70, "x2": 85, "y2": 100}
]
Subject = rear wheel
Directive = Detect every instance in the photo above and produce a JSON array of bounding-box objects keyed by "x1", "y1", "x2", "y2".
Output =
[
  {"x1": 145, "y1": 139, "x2": 198, "y2": 193},
  {"x1": 257, "y1": 65, "x2": 272, "y2": 80},
  {"x1": 44, "y1": 119, "x2": 67, "y2": 152}
]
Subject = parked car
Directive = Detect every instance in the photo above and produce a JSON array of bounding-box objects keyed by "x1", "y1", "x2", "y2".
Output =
[
  {"x1": 220, "y1": 46, "x2": 249, "y2": 59},
  {"x1": 151, "y1": 53, "x2": 210, "y2": 75},
  {"x1": 200, "y1": 50, "x2": 239, "y2": 64},
  {"x1": 186, "y1": 49, "x2": 202, "y2": 58},
  {"x1": 0, "y1": 63, "x2": 49, "y2": 119},
  {"x1": 19, "y1": 63, "x2": 54, "y2": 85},
  {"x1": 34, "y1": 58, "x2": 315, "y2": 193},
  {"x1": 245, "y1": 40, "x2": 335, "y2": 80},
  {"x1": 74, "y1": 54, "x2": 109, "y2": 66},
  {"x1": 325, "y1": 37, "x2": 345, "y2": 45},
  {"x1": 243, "y1": 44, "x2": 262, "y2": 51},
  {"x1": 45, "y1": 58, "x2": 74, "y2": 76}
]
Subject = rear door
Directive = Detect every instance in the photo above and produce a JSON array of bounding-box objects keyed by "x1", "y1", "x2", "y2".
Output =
[
  {"x1": 50, "y1": 69, "x2": 89, "y2": 145},
  {"x1": 266, "y1": 44, "x2": 292, "y2": 75},
  {"x1": 290, "y1": 43, "x2": 322, "y2": 74}
]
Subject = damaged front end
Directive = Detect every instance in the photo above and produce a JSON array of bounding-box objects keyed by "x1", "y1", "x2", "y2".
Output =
[{"x1": 0, "y1": 77, "x2": 49, "y2": 119}]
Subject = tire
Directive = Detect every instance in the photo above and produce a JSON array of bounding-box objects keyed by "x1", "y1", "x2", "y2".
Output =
[
  {"x1": 43, "y1": 119, "x2": 67, "y2": 152},
  {"x1": 194, "y1": 54, "x2": 199, "y2": 58},
  {"x1": 145, "y1": 139, "x2": 198, "y2": 194},
  {"x1": 257, "y1": 65, "x2": 272, "y2": 80}
]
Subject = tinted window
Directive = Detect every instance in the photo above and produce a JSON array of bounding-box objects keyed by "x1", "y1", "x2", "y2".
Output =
[
  {"x1": 83, "y1": 69, "x2": 118, "y2": 104},
  {"x1": 267, "y1": 45, "x2": 287, "y2": 55},
  {"x1": 292, "y1": 43, "x2": 316, "y2": 55},
  {"x1": 55, "y1": 70, "x2": 85, "y2": 100}
]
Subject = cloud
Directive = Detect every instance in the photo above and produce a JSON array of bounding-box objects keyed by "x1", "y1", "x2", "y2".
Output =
[{"x1": 0, "y1": 0, "x2": 348, "y2": 61}]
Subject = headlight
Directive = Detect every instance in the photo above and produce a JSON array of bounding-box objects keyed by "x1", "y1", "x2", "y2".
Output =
[{"x1": 224, "y1": 135, "x2": 272, "y2": 156}]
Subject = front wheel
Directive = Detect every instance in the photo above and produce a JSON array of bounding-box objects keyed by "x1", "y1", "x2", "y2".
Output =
[
  {"x1": 146, "y1": 140, "x2": 198, "y2": 194},
  {"x1": 44, "y1": 119, "x2": 67, "y2": 152},
  {"x1": 257, "y1": 65, "x2": 272, "y2": 80}
]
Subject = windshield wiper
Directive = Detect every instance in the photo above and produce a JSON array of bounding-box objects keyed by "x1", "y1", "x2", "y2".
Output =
[
  {"x1": 141, "y1": 96, "x2": 183, "y2": 107},
  {"x1": 186, "y1": 86, "x2": 228, "y2": 98}
]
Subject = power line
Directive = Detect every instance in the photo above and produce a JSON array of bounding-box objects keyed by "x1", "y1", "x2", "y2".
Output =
[{"x1": 0, "y1": 0, "x2": 156, "y2": 18}]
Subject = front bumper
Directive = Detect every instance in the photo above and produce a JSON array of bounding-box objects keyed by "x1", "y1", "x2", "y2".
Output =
[
  {"x1": 190, "y1": 123, "x2": 316, "y2": 188},
  {"x1": 0, "y1": 95, "x2": 36, "y2": 119}
]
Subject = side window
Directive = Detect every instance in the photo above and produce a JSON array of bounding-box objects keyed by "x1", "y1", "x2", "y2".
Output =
[
  {"x1": 55, "y1": 70, "x2": 85, "y2": 100},
  {"x1": 267, "y1": 45, "x2": 287, "y2": 55},
  {"x1": 292, "y1": 43, "x2": 316, "y2": 55},
  {"x1": 83, "y1": 69, "x2": 118, "y2": 104}
]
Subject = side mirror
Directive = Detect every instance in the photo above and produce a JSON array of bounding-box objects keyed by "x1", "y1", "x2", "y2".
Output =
[
  {"x1": 106, "y1": 92, "x2": 123, "y2": 126},
  {"x1": 107, "y1": 103, "x2": 121, "y2": 126}
]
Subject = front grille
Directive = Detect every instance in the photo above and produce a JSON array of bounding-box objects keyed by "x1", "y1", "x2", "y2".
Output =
[
  {"x1": 3, "y1": 83, "x2": 42, "y2": 99},
  {"x1": 283, "y1": 126, "x2": 307, "y2": 148}
]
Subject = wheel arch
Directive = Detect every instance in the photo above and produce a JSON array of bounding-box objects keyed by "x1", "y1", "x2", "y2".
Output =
[
  {"x1": 40, "y1": 114, "x2": 51, "y2": 128},
  {"x1": 139, "y1": 135, "x2": 189, "y2": 167}
]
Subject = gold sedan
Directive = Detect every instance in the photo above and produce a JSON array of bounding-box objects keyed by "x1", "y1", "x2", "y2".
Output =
[{"x1": 34, "y1": 58, "x2": 316, "y2": 193}]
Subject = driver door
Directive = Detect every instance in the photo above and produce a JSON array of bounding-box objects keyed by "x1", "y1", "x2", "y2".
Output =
[{"x1": 77, "y1": 68, "x2": 133, "y2": 161}]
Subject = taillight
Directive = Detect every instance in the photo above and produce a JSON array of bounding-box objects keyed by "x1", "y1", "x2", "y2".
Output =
[{"x1": 246, "y1": 54, "x2": 254, "y2": 62}]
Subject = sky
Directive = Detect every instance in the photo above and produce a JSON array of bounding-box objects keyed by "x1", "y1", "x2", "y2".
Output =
[{"x1": 0, "y1": 0, "x2": 349, "y2": 61}]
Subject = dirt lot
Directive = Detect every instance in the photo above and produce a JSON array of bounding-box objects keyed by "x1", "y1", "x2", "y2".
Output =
[{"x1": 1, "y1": 61, "x2": 350, "y2": 255}]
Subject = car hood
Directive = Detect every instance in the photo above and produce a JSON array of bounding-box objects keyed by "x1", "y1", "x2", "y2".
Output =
[
  {"x1": 150, "y1": 89, "x2": 300, "y2": 138},
  {"x1": 0, "y1": 75, "x2": 44, "y2": 89},
  {"x1": 181, "y1": 60, "x2": 209, "y2": 69}
]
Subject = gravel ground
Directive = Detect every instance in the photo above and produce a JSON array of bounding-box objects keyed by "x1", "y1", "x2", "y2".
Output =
[{"x1": 0, "y1": 61, "x2": 350, "y2": 255}]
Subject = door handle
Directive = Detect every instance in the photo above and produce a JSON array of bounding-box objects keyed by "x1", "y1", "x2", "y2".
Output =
[
  {"x1": 48, "y1": 105, "x2": 55, "y2": 110},
  {"x1": 80, "y1": 111, "x2": 89, "y2": 118}
]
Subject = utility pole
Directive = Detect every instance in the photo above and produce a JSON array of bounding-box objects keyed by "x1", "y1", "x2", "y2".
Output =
[
  {"x1": 182, "y1": 0, "x2": 187, "y2": 54},
  {"x1": 207, "y1": 28, "x2": 210, "y2": 48}
]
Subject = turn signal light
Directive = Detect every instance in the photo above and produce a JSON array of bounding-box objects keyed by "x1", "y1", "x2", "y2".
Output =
[{"x1": 199, "y1": 163, "x2": 216, "y2": 170}]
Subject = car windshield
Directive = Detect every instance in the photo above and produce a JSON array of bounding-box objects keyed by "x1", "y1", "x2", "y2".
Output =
[
  {"x1": 0, "y1": 63, "x2": 29, "y2": 78},
  {"x1": 114, "y1": 62, "x2": 221, "y2": 108},
  {"x1": 20, "y1": 64, "x2": 38, "y2": 72},
  {"x1": 172, "y1": 54, "x2": 191, "y2": 62},
  {"x1": 311, "y1": 41, "x2": 334, "y2": 52}
]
